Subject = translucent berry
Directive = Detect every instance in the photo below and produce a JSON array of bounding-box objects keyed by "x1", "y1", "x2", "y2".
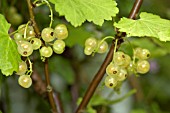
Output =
[
  {"x1": 116, "y1": 68, "x2": 128, "y2": 81},
  {"x1": 84, "y1": 46, "x2": 94, "y2": 55},
  {"x1": 26, "y1": 26, "x2": 35, "y2": 38},
  {"x1": 97, "y1": 40, "x2": 108, "y2": 53},
  {"x1": 53, "y1": 39, "x2": 65, "y2": 54},
  {"x1": 18, "y1": 75, "x2": 32, "y2": 88},
  {"x1": 30, "y1": 38, "x2": 42, "y2": 50},
  {"x1": 17, "y1": 40, "x2": 33, "y2": 56},
  {"x1": 127, "y1": 61, "x2": 136, "y2": 73},
  {"x1": 105, "y1": 76, "x2": 117, "y2": 88},
  {"x1": 123, "y1": 54, "x2": 131, "y2": 68},
  {"x1": 136, "y1": 60, "x2": 150, "y2": 74},
  {"x1": 16, "y1": 61, "x2": 27, "y2": 75},
  {"x1": 139, "y1": 49, "x2": 150, "y2": 60},
  {"x1": 85, "y1": 37, "x2": 97, "y2": 48},
  {"x1": 106, "y1": 63, "x2": 120, "y2": 76},
  {"x1": 41, "y1": 27, "x2": 55, "y2": 42},
  {"x1": 54, "y1": 24, "x2": 68, "y2": 40},
  {"x1": 14, "y1": 33, "x2": 23, "y2": 41},
  {"x1": 40, "y1": 46, "x2": 53, "y2": 57},
  {"x1": 113, "y1": 51, "x2": 126, "y2": 66},
  {"x1": 18, "y1": 24, "x2": 26, "y2": 35}
]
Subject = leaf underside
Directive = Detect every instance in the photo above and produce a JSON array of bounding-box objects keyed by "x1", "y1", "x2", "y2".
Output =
[{"x1": 114, "y1": 12, "x2": 170, "y2": 42}]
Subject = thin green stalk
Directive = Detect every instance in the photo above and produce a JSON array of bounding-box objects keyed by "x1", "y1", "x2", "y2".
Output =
[
  {"x1": 107, "y1": 89, "x2": 137, "y2": 105},
  {"x1": 42, "y1": 0, "x2": 53, "y2": 27}
]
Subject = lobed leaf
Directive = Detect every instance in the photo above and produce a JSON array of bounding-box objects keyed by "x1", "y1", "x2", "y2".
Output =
[
  {"x1": 0, "y1": 14, "x2": 21, "y2": 76},
  {"x1": 114, "y1": 12, "x2": 170, "y2": 42},
  {"x1": 49, "y1": 0, "x2": 119, "y2": 27}
]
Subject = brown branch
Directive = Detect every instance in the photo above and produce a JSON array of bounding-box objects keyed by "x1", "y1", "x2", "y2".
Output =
[
  {"x1": 26, "y1": 0, "x2": 40, "y2": 37},
  {"x1": 31, "y1": 69, "x2": 64, "y2": 113},
  {"x1": 75, "y1": 0, "x2": 143, "y2": 112},
  {"x1": 129, "y1": 0, "x2": 143, "y2": 19},
  {"x1": 26, "y1": 0, "x2": 62, "y2": 113},
  {"x1": 44, "y1": 60, "x2": 58, "y2": 113}
]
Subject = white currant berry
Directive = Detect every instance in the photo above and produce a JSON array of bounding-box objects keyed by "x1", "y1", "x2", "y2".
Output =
[
  {"x1": 41, "y1": 27, "x2": 55, "y2": 42},
  {"x1": 16, "y1": 61, "x2": 27, "y2": 75},
  {"x1": 97, "y1": 40, "x2": 108, "y2": 53},
  {"x1": 116, "y1": 68, "x2": 128, "y2": 81},
  {"x1": 54, "y1": 24, "x2": 68, "y2": 40},
  {"x1": 40, "y1": 46, "x2": 53, "y2": 57},
  {"x1": 18, "y1": 24, "x2": 26, "y2": 35},
  {"x1": 17, "y1": 40, "x2": 33, "y2": 56},
  {"x1": 18, "y1": 75, "x2": 32, "y2": 88},
  {"x1": 136, "y1": 60, "x2": 150, "y2": 74},
  {"x1": 14, "y1": 33, "x2": 23, "y2": 41},
  {"x1": 113, "y1": 51, "x2": 126, "y2": 66},
  {"x1": 26, "y1": 26, "x2": 35, "y2": 38},
  {"x1": 123, "y1": 54, "x2": 131, "y2": 68},
  {"x1": 30, "y1": 38, "x2": 42, "y2": 50},
  {"x1": 139, "y1": 48, "x2": 150, "y2": 60},
  {"x1": 105, "y1": 76, "x2": 117, "y2": 88},
  {"x1": 85, "y1": 37, "x2": 97, "y2": 48},
  {"x1": 53, "y1": 39, "x2": 65, "y2": 54},
  {"x1": 84, "y1": 46, "x2": 94, "y2": 55},
  {"x1": 106, "y1": 63, "x2": 120, "y2": 76},
  {"x1": 134, "y1": 47, "x2": 150, "y2": 60},
  {"x1": 127, "y1": 61, "x2": 136, "y2": 73}
]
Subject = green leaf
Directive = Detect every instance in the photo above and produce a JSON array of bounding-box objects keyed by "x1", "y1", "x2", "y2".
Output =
[
  {"x1": 49, "y1": 56, "x2": 75, "y2": 84},
  {"x1": 114, "y1": 12, "x2": 170, "y2": 42},
  {"x1": 0, "y1": 14, "x2": 21, "y2": 76},
  {"x1": 49, "y1": 0, "x2": 119, "y2": 27}
]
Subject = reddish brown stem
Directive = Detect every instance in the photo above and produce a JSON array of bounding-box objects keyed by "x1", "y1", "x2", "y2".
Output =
[
  {"x1": 75, "y1": 0, "x2": 143, "y2": 112},
  {"x1": 26, "y1": 0, "x2": 61, "y2": 112},
  {"x1": 44, "y1": 60, "x2": 58, "y2": 113},
  {"x1": 129, "y1": 0, "x2": 143, "y2": 19},
  {"x1": 26, "y1": 0, "x2": 40, "y2": 37}
]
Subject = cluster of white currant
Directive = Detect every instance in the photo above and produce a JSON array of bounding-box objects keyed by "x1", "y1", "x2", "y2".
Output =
[
  {"x1": 105, "y1": 47, "x2": 150, "y2": 89},
  {"x1": 84, "y1": 37, "x2": 109, "y2": 55},
  {"x1": 14, "y1": 23, "x2": 68, "y2": 88},
  {"x1": 40, "y1": 24, "x2": 68, "y2": 58}
]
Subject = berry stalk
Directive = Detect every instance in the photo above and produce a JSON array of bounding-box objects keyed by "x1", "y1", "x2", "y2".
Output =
[
  {"x1": 26, "y1": 0, "x2": 60, "y2": 113},
  {"x1": 75, "y1": 0, "x2": 143, "y2": 112}
]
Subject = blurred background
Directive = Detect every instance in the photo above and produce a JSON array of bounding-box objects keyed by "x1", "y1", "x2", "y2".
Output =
[{"x1": 0, "y1": 0, "x2": 170, "y2": 113}]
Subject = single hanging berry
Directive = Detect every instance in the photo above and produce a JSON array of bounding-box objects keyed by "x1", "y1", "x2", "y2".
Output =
[
  {"x1": 97, "y1": 40, "x2": 108, "y2": 53},
  {"x1": 16, "y1": 61, "x2": 27, "y2": 75},
  {"x1": 53, "y1": 39, "x2": 65, "y2": 54},
  {"x1": 54, "y1": 24, "x2": 68, "y2": 40},
  {"x1": 18, "y1": 75, "x2": 32, "y2": 88},
  {"x1": 105, "y1": 76, "x2": 117, "y2": 88},
  {"x1": 30, "y1": 38, "x2": 42, "y2": 50},
  {"x1": 85, "y1": 37, "x2": 98, "y2": 49},
  {"x1": 17, "y1": 40, "x2": 33, "y2": 56},
  {"x1": 41, "y1": 27, "x2": 55, "y2": 42},
  {"x1": 106, "y1": 63, "x2": 120, "y2": 76},
  {"x1": 136, "y1": 60, "x2": 150, "y2": 74},
  {"x1": 40, "y1": 46, "x2": 53, "y2": 57}
]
